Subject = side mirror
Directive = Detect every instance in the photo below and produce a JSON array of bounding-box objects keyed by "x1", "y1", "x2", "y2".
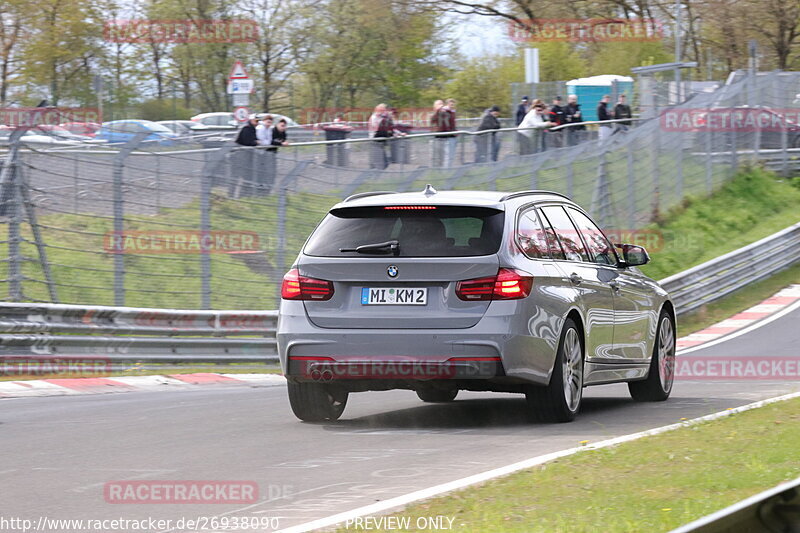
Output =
[{"x1": 616, "y1": 243, "x2": 650, "y2": 267}]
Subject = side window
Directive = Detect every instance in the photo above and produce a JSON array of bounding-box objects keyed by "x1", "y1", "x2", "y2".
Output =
[
  {"x1": 516, "y1": 209, "x2": 550, "y2": 259},
  {"x1": 567, "y1": 208, "x2": 618, "y2": 265},
  {"x1": 540, "y1": 205, "x2": 590, "y2": 262}
]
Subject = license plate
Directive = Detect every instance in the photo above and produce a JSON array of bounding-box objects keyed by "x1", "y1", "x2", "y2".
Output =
[{"x1": 361, "y1": 287, "x2": 427, "y2": 305}]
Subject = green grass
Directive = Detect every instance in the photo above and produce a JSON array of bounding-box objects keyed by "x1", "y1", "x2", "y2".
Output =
[
  {"x1": 343, "y1": 398, "x2": 800, "y2": 533},
  {"x1": 1, "y1": 166, "x2": 797, "y2": 310},
  {"x1": 640, "y1": 167, "x2": 800, "y2": 280}
]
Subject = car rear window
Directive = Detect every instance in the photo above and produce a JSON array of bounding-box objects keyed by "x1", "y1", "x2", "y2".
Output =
[{"x1": 304, "y1": 206, "x2": 505, "y2": 257}]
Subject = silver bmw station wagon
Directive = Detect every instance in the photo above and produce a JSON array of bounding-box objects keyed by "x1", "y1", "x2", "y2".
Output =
[{"x1": 277, "y1": 186, "x2": 676, "y2": 423}]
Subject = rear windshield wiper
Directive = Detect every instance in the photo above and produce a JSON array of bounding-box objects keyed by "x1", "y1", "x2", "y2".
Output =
[{"x1": 339, "y1": 240, "x2": 399, "y2": 255}]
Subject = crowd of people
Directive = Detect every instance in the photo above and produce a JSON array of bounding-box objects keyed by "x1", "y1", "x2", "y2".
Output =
[
  {"x1": 234, "y1": 113, "x2": 291, "y2": 148},
  {"x1": 514, "y1": 93, "x2": 633, "y2": 152},
  {"x1": 231, "y1": 93, "x2": 635, "y2": 173}
]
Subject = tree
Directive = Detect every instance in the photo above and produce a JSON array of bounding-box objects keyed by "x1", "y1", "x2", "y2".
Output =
[
  {"x1": 0, "y1": 0, "x2": 26, "y2": 105},
  {"x1": 21, "y1": 0, "x2": 103, "y2": 105}
]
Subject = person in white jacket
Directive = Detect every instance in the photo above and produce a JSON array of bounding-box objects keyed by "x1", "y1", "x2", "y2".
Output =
[{"x1": 518, "y1": 100, "x2": 554, "y2": 154}]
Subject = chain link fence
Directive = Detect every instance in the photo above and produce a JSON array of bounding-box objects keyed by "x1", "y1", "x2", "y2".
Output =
[{"x1": 1, "y1": 70, "x2": 799, "y2": 310}]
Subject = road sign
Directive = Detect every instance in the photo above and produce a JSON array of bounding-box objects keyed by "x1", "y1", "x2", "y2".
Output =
[
  {"x1": 227, "y1": 79, "x2": 254, "y2": 94},
  {"x1": 233, "y1": 106, "x2": 250, "y2": 123},
  {"x1": 229, "y1": 60, "x2": 249, "y2": 79},
  {"x1": 232, "y1": 93, "x2": 249, "y2": 106}
]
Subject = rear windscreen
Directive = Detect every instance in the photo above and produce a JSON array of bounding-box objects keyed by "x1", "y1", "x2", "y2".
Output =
[{"x1": 304, "y1": 206, "x2": 505, "y2": 257}]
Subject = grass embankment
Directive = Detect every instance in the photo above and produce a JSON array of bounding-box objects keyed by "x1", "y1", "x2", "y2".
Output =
[
  {"x1": 0, "y1": 167, "x2": 797, "y2": 313},
  {"x1": 636, "y1": 168, "x2": 800, "y2": 335},
  {"x1": 342, "y1": 398, "x2": 800, "y2": 533}
]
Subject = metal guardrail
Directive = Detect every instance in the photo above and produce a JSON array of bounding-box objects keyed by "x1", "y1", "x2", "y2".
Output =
[
  {"x1": 0, "y1": 221, "x2": 797, "y2": 363},
  {"x1": 661, "y1": 221, "x2": 800, "y2": 315},
  {"x1": 669, "y1": 476, "x2": 800, "y2": 532},
  {"x1": 0, "y1": 303, "x2": 277, "y2": 363}
]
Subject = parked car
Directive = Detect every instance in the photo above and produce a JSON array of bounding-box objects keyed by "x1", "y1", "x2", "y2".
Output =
[
  {"x1": 59, "y1": 122, "x2": 101, "y2": 138},
  {"x1": 95, "y1": 120, "x2": 179, "y2": 146},
  {"x1": 30, "y1": 124, "x2": 93, "y2": 142},
  {"x1": 155, "y1": 120, "x2": 198, "y2": 137},
  {"x1": 190, "y1": 112, "x2": 237, "y2": 129},
  {"x1": 0, "y1": 125, "x2": 99, "y2": 147},
  {"x1": 278, "y1": 187, "x2": 676, "y2": 423}
]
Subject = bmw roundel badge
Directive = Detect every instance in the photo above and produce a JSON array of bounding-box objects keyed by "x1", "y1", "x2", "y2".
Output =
[{"x1": 387, "y1": 265, "x2": 398, "y2": 278}]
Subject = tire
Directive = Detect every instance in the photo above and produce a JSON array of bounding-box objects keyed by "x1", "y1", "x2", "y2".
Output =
[
  {"x1": 629, "y1": 310, "x2": 676, "y2": 402},
  {"x1": 287, "y1": 382, "x2": 348, "y2": 422},
  {"x1": 416, "y1": 389, "x2": 458, "y2": 403},
  {"x1": 526, "y1": 318, "x2": 584, "y2": 423}
]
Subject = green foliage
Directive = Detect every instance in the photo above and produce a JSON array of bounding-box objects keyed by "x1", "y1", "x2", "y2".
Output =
[
  {"x1": 535, "y1": 42, "x2": 588, "y2": 82},
  {"x1": 137, "y1": 98, "x2": 193, "y2": 121},
  {"x1": 443, "y1": 54, "x2": 524, "y2": 115},
  {"x1": 640, "y1": 167, "x2": 800, "y2": 280},
  {"x1": 584, "y1": 41, "x2": 672, "y2": 77}
]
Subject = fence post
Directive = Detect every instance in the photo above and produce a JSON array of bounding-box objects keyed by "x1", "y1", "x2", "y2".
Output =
[
  {"x1": 705, "y1": 112, "x2": 714, "y2": 194},
  {"x1": 112, "y1": 133, "x2": 148, "y2": 306},
  {"x1": 651, "y1": 121, "x2": 661, "y2": 221},
  {"x1": 591, "y1": 152, "x2": 612, "y2": 228},
  {"x1": 626, "y1": 144, "x2": 636, "y2": 229},
  {"x1": 775, "y1": 74, "x2": 789, "y2": 177},
  {"x1": 274, "y1": 161, "x2": 311, "y2": 303},
  {"x1": 200, "y1": 144, "x2": 235, "y2": 309},
  {"x1": 0, "y1": 130, "x2": 28, "y2": 301},
  {"x1": 675, "y1": 131, "x2": 683, "y2": 201}
]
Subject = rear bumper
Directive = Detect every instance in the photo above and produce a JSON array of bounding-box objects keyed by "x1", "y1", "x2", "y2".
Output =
[
  {"x1": 287, "y1": 356, "x2": 504, "y2": 382},
  {"x1": 277, "y1": 300, "x2": 560, "y2": 386}
]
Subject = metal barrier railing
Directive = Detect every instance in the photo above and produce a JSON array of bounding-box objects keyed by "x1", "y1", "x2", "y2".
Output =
[
  {"x1": 660, "y1": 221, "x2": 800, "y2": 315},
  {"x1": 1, "y1": 221, "x2": 797, "y2": 364}
]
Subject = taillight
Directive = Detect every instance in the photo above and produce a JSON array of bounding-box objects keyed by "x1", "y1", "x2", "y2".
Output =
[
  {"x1": 281, "y1": 268, "x2": 334, "y2": 300},
  {"x1": 456, "y1": 268, "x2": 533, "y2": 301}
]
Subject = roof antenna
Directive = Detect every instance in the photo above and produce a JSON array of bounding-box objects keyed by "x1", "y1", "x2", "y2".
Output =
[{"x1": 423, "y1": 184, "x2": 437, "y2": 196}]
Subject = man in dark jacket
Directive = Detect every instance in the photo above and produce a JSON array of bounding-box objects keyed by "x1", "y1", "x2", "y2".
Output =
[
  {"x1": 270, "y1": 118, "x2": 289, "y2": 147},
  {"x1": 515, "y1": 96, "x2": 530, "y2": 126},
  {"x1": 548, "y1": 96, "x2": 566, "y2": 148},
  {"x1": 235, "y1": 114, "x2": 259, "y2": 146},
  {"x1": 564, "y1": 95, "x2": 584, "y2": 146},
  {"x1": 231, "y1": 114, "x2": 260, "y2": 197},
  {"x1": 613, "y1": 94, "x2": 633, "y2": 130},
  {"x1": 597, "y1": 95, "x2": 612, "y2": 142},
  {"x1": 475, "y1": 105, "x2": 501, "y2": 162}
]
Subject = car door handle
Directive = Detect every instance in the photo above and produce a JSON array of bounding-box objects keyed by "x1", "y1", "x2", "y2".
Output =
[
  {"x1": 608, "y1": 280, "x2": 620, "y2": 292},
  {"x1": 569, "y1": 273, "x2": 583, "y2": 285}
]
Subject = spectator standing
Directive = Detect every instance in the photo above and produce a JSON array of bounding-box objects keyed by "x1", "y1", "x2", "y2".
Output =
[
  {"x1": 231, "y1": 114, "x2": 259, "y2": 197},
  {"x1": 435, "y1": 98, "x2": 458, "y2": 167},
  {"x1": 548, "y1": 96, "x2": 566, "y2": 148},
  {"x1": 234, "y1": 114, "x2": 259, "y2": 146},
  {"x1": 271, "y1": 118, "x2": 290, "y2": 147},
  {"x1": 254, "y1": 114, "x2": 276, "y2": 196},
  {"x1": 256, "y1": 114, "x2": 273, "y2": 146},
  {"x1": 564, "y1": 95, "x2": 585, "y2": 146},
  {"x1": 515, "y1": 96, "x2": 530, "y2": 126},
  {"x1": 613, "y1": 94, "x2": 633, "y2": 132},
  {"x1": 516, "y1": 96, "x2": 531, "y2": 154},
  {"x1": 475, "y1": 105, "x2": 502, "y2": 163},
  {"x1": 518, "y1": 100, "x2": 554, "y2": 154},
  {"x1": 597, "y1": 95, "x2": 613, "y2": 142},
  {"x1": 368, "y1": 103, "x2": 394, "y2": 169}
]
